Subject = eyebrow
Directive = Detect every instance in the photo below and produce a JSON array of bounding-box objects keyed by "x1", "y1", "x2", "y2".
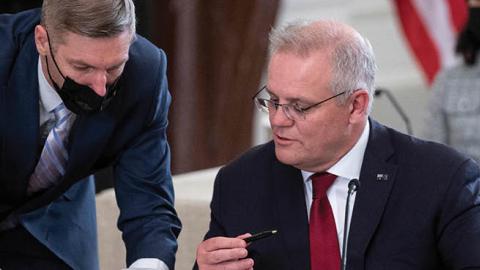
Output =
[
  {"x1": 265, "y1": 87, "x2": 305, "y2": 103},
  {"x1": 67, "y1": 57, "x2": 129, "y2": 70}
]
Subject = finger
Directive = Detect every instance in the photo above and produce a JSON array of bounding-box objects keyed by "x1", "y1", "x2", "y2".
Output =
[
  {"x1": 202, "y1": 247, "x2": 249, "y2": 265},
  {"x1": 236, "y1": 233, "x2": 252, "y2": 240},
  {"x1": 202, "y1": 236, "x2": 247, "y2": 252}
]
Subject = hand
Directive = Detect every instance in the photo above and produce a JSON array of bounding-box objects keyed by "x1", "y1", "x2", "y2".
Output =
[{"x1": 196, "y1": 234, "x2": 254, "y2": 270}]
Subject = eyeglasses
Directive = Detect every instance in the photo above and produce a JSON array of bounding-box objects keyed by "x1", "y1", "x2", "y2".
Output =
[{"x1": 252, "y1": 86, "x2": 346, "y2": 121}]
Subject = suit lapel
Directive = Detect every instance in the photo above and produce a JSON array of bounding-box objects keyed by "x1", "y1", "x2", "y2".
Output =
[
  {"x1": 63, "y1": 75, "x2": 125, "y2": 184},
  {"x1": 64, "y1": 111, "x2": 116, "y2": 179},
  {"x1": 50, "y1": 111, "x2": 116, "y2": 199},
  {"x1": 347, "y1": 120, "x2": 398, "y2": 269},
  {"x1": 3, "y1": 37, "x2": 40, "y2": 203},
  {"x1": 15, "y1": 110, "x2": 117, "y2": 216},
  {"x1": 272, "y1": 158, "x2": 311, "y2": 270}
]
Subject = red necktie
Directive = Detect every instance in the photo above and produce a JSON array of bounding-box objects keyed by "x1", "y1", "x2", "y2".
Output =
[{"x1": 309, "y1": 172, "x2": 341, "y2": 270}]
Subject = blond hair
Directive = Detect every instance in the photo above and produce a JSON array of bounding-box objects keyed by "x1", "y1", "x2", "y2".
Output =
[{"x1": 41, "y1": 0, "x2": 136, "y2": 44}]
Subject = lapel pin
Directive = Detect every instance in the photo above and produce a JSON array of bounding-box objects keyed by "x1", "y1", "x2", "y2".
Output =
[{"x1": 376, "y1": 174, "x2": 389, "y2": 181}]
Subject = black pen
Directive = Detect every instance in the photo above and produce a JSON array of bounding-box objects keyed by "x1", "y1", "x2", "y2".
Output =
[{"x1": 244, "y1": 229, "x2": 278, "y2": 243}]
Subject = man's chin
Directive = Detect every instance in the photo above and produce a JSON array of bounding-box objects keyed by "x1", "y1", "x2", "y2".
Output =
[{"x1": 274, "y1": 147, "x2": 299, "y2": 166}]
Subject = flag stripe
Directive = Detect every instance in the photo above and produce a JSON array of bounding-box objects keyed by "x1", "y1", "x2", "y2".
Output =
[
  {"x1": 393, "y1": 0, "x2": 440, "y2": 84},
  {"x1": 447, "y1": 0, "x2": 468, "y2": 32},
  {"x1": 392, "y1": 0, "x2": 468, "y2": 85},
  {"x1": 412, "y1": 0, "x2": 458, "y2": 69}
]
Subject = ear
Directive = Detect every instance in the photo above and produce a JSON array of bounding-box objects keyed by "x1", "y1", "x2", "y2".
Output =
[
  {"x1": 34, "y1": 25, "x2": 50, "y2": 56},
  {"x1": 348, "y1": 89, "x2": 370, "y2": 124}
]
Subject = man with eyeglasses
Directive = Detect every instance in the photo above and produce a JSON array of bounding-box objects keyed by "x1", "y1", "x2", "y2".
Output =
[
  {"x1": 0, "y1": 1, "x2": 180, "y2": 269},
  {"x1": 194, "y1": 20, "x2": 480, "y2": 270}
]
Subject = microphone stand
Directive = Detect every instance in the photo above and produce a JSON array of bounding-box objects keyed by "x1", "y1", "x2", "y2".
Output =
[
  {"x1": 341, "y1": 179, "x2": 360, "y2": 270},
  {"x1": 374, "y1": 88, "x2": 413, "y2": 136}
]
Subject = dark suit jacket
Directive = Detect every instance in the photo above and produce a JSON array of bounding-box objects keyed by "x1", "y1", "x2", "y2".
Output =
[
  {"x1": 0, "y1": 9, "x2": 181, "y2": 269},
  {"x1": 200, "y1": 119, "x2": 480, "y2": 270}
]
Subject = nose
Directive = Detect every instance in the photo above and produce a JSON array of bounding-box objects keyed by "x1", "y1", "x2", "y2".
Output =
[
  {"x1": 269, "y1": 106, "x2": 294, "y2": 127},
  {"x1": 90, "y1": 72, "x2": 108, "y2": 96}
]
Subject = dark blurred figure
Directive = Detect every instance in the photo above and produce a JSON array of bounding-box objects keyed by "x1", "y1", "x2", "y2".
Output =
[{"x1": 424, "y1": 0, "x2": 480, "y2": 164}]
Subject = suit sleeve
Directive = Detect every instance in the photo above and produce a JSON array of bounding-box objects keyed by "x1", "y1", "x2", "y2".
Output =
[
  {"x1": 113, "y1": 49, "x2": 181, "y2": 269},
  {"x1": 437, "y1": 158, "x2": 480, "y2": 269}
]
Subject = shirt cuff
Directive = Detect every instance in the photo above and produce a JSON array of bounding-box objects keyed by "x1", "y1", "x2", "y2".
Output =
[{"x1": 127, "y1": 258, "x2": 169, "y2": 270}]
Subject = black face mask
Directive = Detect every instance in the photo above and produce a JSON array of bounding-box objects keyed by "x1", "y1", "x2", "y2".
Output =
[
  {"x1": 45, "y1": 34, "x2": 120, "y2": 115},
  {"x1": 467, "y1": 7, "x2": 480, "y2": 42}
]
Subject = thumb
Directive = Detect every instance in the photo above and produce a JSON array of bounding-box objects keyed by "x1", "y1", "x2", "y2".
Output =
[{"x1": 236, "y1": 233, "x2": 252, "y2": 240}]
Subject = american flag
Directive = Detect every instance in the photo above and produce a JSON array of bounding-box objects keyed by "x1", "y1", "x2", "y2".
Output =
[{"x1": 392, "y1": 0, "x2": 468, "y2": 85}]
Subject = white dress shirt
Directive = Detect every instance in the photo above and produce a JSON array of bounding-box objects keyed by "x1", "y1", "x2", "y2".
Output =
[
  {"x1": 37, "y1": 58, "x2": 168, "y2": 270},
  {"x1": 302, "y1": 120, "x2": 369, "y2": 254},
  {"x1": 38, "y1": 58, "x2": 62, "y2": 125}
]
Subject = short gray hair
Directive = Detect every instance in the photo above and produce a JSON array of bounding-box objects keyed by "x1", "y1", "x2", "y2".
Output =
[
  {"x1": 269, "y1": 20, "x2": 376, "y2": 113},
  {"x1": 41, "y1": 0, "x2": 136, "y2": 44}
]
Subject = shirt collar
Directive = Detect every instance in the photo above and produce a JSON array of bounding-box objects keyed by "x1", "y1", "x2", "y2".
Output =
[
  {"x1": 38, "y1": 56, "x2": 62, "y2": 113},
  {"x1": 302, "y1": 120, "x2": 370, "y2": 182}
]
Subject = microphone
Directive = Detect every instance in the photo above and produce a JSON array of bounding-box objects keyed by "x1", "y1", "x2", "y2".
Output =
[
  {"x1": 374, "y1": 88, "x2": 413, "y2": 135},
  {"x1": 341, "y1": 179, "x2": 360, "y2": 270}
]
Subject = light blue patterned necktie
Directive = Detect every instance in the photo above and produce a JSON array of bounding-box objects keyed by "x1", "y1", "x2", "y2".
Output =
[{"x1": 28, "y1": 103, "x2": 75, "y2": 194}]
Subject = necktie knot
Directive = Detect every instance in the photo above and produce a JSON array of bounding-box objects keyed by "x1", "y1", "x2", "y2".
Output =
[
  {"x1": 311, "y1": 172, "x2": 336, "y2": 199},
  {"x1": 52, "y1": 103, "x2": 70, "y2": 123}
]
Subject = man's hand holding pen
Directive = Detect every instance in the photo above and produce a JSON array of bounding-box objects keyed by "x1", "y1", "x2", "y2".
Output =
[
  {"x1": 196, "y1": 233, "x2": 254, "y2": 270},
  {"x1": 196, "y1": 230, "x2": 278, "y2": 270}
]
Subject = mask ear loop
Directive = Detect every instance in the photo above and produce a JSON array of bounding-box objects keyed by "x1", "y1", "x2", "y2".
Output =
[
  {"x1": 44, "y1": 55, "x2": 62, "y2": 91},
  {"x1": 43, "y1": 29, "x2": 84, "y2": 113},
  {"x1": 45, "y1": 29, "x2": 67, "y2": 80}
]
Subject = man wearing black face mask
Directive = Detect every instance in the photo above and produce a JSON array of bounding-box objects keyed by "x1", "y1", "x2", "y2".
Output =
[
  {"x1": 424, "y1": 0, "x2": 480, "y2": 165},
  {"x1": 43, "y1": 30, "x2": 122, "y2": 115},
  {"x1": 0, "y1": 1, "x2": 181, "y2": 270}
]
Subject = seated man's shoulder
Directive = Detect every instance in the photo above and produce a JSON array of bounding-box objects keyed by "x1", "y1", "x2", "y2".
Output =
[
  {"x1": 231, "y1": 140, "x2": 274, "y2": 162},
  {"x1": 388, "y1": 126, "x2": 475, "y2": 169},
  {"x1": 219, "y1": 141, "x2": 276, "y2": 176}
]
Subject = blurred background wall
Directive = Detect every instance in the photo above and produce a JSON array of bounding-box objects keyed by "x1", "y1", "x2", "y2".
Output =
[
  {"x1": 1, "y1": 0, "x2": 466, "y2": 189},
  {"x1": 139, "y1": 1, "x2": 280, "y2": 173}
]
